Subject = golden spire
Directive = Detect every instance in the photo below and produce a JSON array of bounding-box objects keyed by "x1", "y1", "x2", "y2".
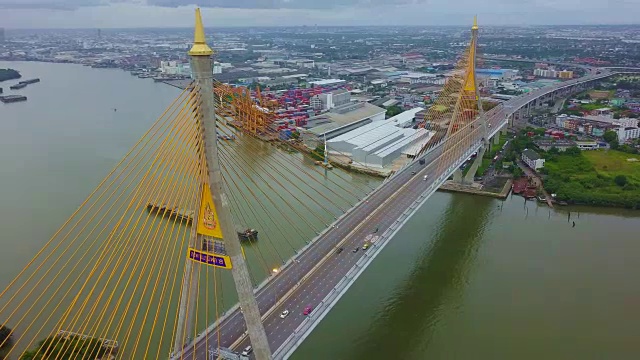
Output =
[
  {"x1": 189, "y1": 8, "x2": 213, "y2": 56},
  {"x1": 472, "y1": 15, "x2": 478, "y2": 30}
]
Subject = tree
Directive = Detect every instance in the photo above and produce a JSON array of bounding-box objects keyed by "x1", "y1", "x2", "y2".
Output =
[
  {"x1": 310, "y1": 144, "x2": 325, "y2": 161},
  {"x1": 603, "y1": 130, "x2": 618, "y2": 143},
  {"x1": 614, "y1": 175, "x2": 628, "y2": 187},
  {"x1": 512, "y1": 167, "x2": 524, "y2": 178},
  {"x1": 565, "y1": 146, "x2": 581, "y2": 156},
  {"x1": 0, "y1": 325, "x2": 12, "y2": 348},
  {"x1": 385, "y1": 105, "x2": 403, "y2": 118},
  {"x1": 20, "y1": 335, "x2": 109, "y2": 360}
]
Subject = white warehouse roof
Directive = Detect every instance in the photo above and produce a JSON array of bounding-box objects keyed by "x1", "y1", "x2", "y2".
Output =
[
  {"x1": 308, "y1": 79, "x2": 346, "y2": 86},
  {"x1": 327, "y1": 122, "x2": 404, "y2": 155},
  {"x1": 374, "y1": 129, "x2": 430, "y2": 158},
  {"x1": 387, "y1": 107, "x2": 423, "y2": 127}
]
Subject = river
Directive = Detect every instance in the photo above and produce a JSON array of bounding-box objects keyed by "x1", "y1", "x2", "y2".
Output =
[{"x1": 1, "y1": 61, "x2": 640, "y2": 360}]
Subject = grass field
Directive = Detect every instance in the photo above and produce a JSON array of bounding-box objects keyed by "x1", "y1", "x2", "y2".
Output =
[
  {"x1": 584, "y1": 150, "x2": 640, "y2": 182},
  {"x1": 588, "y1": 90, "x2": 614, "y2": 100}
]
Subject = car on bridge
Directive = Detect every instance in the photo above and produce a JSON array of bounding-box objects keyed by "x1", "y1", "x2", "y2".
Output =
[
  {"x1": 302, "y1": 305, "x2": 313, "y2": 315},
  {"x1": 280, "y1": 310, "x2": 290, "y2": 319},
  {"x1": 336, "y1": 247, "x2": 344, "y2": 254},
  {"x1": 303, "y1": 306, "x2": 313, "y2": 315},
  {"x1": 241, "y1": 346, "x2": 253, "y2": 356},
  {"x1": 362, "y1": 243, "x2": 370, "y2": 250}
]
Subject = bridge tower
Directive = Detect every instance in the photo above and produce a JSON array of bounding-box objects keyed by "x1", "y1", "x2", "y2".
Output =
[
  {"x1": 174, "y1": 9, "x2": 273, "y2": 360},
  {"x1": 451, "y1": 16, "x2": 490, "y2": 184}
]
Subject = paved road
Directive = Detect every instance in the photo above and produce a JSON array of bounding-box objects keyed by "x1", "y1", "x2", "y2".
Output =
[{"x1": 176, "y1": 67, "x2": 626, "y2": 360}]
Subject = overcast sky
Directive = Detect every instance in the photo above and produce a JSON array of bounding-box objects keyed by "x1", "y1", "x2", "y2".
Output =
[{"x1": 0, "y1": 0, "x2": 638, "y2": 29}]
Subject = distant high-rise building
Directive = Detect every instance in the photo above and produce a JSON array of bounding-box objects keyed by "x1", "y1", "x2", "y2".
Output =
[
  {"x1": 0, "y1": 28, "x2": 5, "y2": 43},
  {"x1": 558, "y1": 70, "x2": 574, "y2": 79}
]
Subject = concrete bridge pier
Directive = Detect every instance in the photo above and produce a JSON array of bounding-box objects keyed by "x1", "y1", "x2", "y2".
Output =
[
  {"x1": 453, "y1": 168, "x2": 463, "y2": 183},
  {"x1": 493, "y1": 133, "x2": 501, "y2": 145},
  {"x1": 463, "y1": 145, "x2": 486, "y2": 184}
]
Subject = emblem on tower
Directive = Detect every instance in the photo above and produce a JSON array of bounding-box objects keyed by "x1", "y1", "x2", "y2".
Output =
[{"x1": 197, "y1": 185, "x2": 223, "y2": 238}]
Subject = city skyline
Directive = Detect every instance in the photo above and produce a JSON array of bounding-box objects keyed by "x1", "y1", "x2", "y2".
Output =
[{"x1": 0, "y1": 0, "x2": 639, "y2": 29}]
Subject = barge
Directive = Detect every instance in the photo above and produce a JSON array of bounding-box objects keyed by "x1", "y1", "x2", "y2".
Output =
[
  {"x1": 19, "y1": 78, "x2": 40, "y2": 85},
  {"x1": 9, "y1": 83, "x2": 27, "y2": 90},
  {"x1": 237, "y1": 228, "x2": 258, "y2": 241},
  {"x1": 0, "y1": 95, "x2": 27, "y2": 103},
  {"x1": 146, "y1": 203, "x2": 194, "y2": 223}
]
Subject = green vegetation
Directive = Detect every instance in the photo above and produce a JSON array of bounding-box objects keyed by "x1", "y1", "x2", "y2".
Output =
[
  {"x1": 0, "y1": 69, "x2": 21, "y2": 82},
  {"x1": 542, "y1": 149, "x2": 640, "y2": 209},
  {"x1": 461, "y1": 133, "x2": 509, "y2": 177},
  {"x1": 578, "y1": 103, "x2": 608, "y2": 111},
  {"x1": 20, "y1": 335, "x2": 110, "y2": 360},
  {"x1": 310, "y1": 144, "x2": 325, "y2": 161},
  {"x1": 385, "y1": 105, "x2": 403, "y2": 118}
]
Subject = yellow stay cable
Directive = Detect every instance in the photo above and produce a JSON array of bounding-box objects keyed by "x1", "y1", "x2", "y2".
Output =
[
  {"x1": 0, "y1": 89, "x2": 195, "y2": 356},
  {"x1": 52, "y1": 99, "x2": 201, "y2": 360},
  {"x1": 32, "y1": 93, "x2": 200, "y2": 359},
  {"x1": 113, "y1": 126, "x2": 203, "y2": 358},
  {"x1": 0, "y1": 87, "x2": 191, "y2": 329}
]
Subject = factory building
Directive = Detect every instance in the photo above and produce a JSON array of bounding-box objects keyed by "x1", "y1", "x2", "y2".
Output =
[
  {"x1": 301, "y1": 101, "x2": 386, "y2": 148},
  {"x1": 326, "y1": 108, "x2": 434, "y2": 168},
  {"x1": 310, "y1": 89, "x2": 351, "y2": 111},
  {"x1": 308, "y1": 79, "x2": 346, "y2": 87}
]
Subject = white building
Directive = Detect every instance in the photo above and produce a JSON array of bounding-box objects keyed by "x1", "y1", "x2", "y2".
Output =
[
  {"x1": 160, "y1": 61, "x2": 191, "y2": 76},
  {"x1": 534, "y1": 68, "x2": 557, "y2": 78},
  {"x1": 616, "y1": 127, "x2": 640, "y2": 142},
  {"x1": 310, "y1": 89, "x2": 351, "y2": 111},
  {"x1": 386, "y1": 107, "x2": 423, "y2": 128},
  {"x1": 522, "y1": 149, "x2": 545, "y2": 170},
  {"x1": 325, "y1": 109, "x2": 434, "y2": 168},
  {"x1": 308, "y1": 79, "x2": 346, "y2": 87}
]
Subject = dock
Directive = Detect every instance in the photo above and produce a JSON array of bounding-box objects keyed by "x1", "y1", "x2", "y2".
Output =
[
  {"x1": 438, "y1": 179, "x2": 512, "y2": 199},
  {"x1": 57, "y1": 330, "x2": 119, "y2": 354}
]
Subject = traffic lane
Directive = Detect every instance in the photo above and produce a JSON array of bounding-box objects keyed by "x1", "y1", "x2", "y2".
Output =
[
  {"x1": 235, "y1": 161, "x2": 437, "y2": 354},
  {"x1": 187, "y1": 154, "x2": 420, "y2": 357}
]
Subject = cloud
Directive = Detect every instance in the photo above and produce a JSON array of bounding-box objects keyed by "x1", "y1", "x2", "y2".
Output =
[
  {"x1": 146, "y1": 0, "x2": 418, "y2": 9},
  {"x1": 0, "y1": 0, "x2": 419, "y2": 11},
  {"x1": 0, "y1": 0, "x2": 106, "y2": 10}
]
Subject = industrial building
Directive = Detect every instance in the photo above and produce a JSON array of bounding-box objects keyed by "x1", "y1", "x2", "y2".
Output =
[
  {"x1": 310, "y1": 89, "x2": 351, "y2": 110},
  {"x1": 308, "y1": 79, "x2": 346, "y2": 87},
  {"x1": 326, "y1": 108, "x2": 434, "y2": 168},
  {"x1": 302, "y1": 102, "x2": 386, "y2": 144}
]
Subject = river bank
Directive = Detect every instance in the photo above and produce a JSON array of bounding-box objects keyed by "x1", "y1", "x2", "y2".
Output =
[{"x1": 544, "y1": 149, "x2": 640, "y2": 209}]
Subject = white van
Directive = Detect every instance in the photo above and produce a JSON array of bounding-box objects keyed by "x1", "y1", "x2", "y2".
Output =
[{"x1": 241, "y1": 345, "x2": 253, "y2": 356}]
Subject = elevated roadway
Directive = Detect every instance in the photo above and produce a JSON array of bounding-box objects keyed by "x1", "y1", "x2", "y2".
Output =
[{"x1": 175, "y1": 67, "x2": 630, "y2": 360}]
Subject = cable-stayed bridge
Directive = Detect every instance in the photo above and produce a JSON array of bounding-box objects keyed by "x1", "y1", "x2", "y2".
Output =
[{"x1": 0, "y1": 9, "x2": 637, "y2": 360}]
